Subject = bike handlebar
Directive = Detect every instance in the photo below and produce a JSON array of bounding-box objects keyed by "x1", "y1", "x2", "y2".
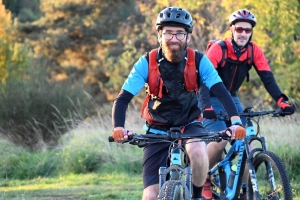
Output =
[
  {"x1": 240, "y1": 108, "x2": 287, "y2": 117},
  {"x1": 217, "y1": 107, "x2": 287, "y2": 121},
  {"x1": 108, "y1": 131, "x2": 230, "y2": 147}
]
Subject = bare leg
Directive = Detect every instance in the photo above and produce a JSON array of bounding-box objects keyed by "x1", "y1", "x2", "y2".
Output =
[
  {"x1": 142, "y1": 184, "x2": 159, "y2": 200},
  {"x1": 185, "y1": 140, "x2": 208, "y2": 186},
  {"x1": 206, "y1": 140, "x2": 228, "y2": 169}
]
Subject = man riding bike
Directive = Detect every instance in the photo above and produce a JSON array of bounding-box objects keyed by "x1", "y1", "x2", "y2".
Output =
[
  {"x1": 199, "y1": 9, "x2": 295, "y2": 200},
  {"x1": 111, "y1": 7, "x2": 247, "y2": 200}
]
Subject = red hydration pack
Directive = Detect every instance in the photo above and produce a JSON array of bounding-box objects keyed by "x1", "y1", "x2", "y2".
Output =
[
  {"x1": 206, "y1": 40, "x2": 253, "y2": 67},
  {"x1": 140, "y1": 47, "x2": 199, "y2": 118},
  {"x1": 206, "y1": 39, "x2": 253, "y2": 81}
]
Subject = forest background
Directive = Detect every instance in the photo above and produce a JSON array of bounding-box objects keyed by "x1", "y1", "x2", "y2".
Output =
[{"x1": 0, "y1": 0, "x2": 299, "y2": 199}]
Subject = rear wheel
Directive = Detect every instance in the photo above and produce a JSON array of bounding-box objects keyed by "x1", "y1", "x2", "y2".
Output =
[
  {"x1": 161, "y1": 180, "x2": 186, "y2": 200},
  {"x1": 247, "y1": 151, "x2": 293, "y2": 199}
]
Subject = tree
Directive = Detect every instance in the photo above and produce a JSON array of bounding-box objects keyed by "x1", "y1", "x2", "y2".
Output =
[
  {"x1": 15, "y1": 0, "x2": 300, "y2": 106},
  {"x1": 221, "y1": 0, "x2": 300, "y2": 104},
  {"x1": 3, "y1": 0, "x2": 42, "y2": 22},
  {"x1": 17, "y1": 0, "x2": 137, "y2": 102},
  {"x1": 0, "y1": 0, "x2": 25, "y2": 84}
]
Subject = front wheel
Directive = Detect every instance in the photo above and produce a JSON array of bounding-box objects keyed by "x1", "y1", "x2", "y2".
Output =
[
  {"x1": 247, "y1": 151, "x2": 293, "y2": 199},
  {"x1": 160, "y1": 180, "x2": 188, "y2": 200}
]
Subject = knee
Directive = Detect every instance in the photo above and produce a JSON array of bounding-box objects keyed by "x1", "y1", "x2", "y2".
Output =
[
  {"x1": 143, "y1": 185, "x2": 159, "y2": 200},
  {"x1": 187, "y1": 142, "x2": 207, "y2": 160},
  {"x1": 142, "y1": 193, "x2": 157, "y2": 200}
]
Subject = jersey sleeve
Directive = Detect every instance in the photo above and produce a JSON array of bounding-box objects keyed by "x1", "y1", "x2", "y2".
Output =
[
  {"x1": 252, "y1": 44, "x2": 271, "y2": 71},
  {"x1": 199, "y1": 55, "x2": 222, "y2": 89},
  {"x1": 252, "y1": 44, "x2": 284, "y2": 101},
  {"x1": 122, "y1": 56, "x2": 148, "y2": 96}
]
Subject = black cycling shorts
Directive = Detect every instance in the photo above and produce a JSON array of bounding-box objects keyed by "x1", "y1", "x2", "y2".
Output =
[{"x1": 142, "y1": 121, "x2": 205, "y2": 188}]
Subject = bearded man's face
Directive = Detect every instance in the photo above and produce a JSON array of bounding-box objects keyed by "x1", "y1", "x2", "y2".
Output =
[{"x1": 158, "y1": 26, "x2": 190, "y2": 63}]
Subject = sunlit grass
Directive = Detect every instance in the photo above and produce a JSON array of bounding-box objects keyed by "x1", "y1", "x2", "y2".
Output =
[
  {"x1": 0, "y1": 173, "x2": 143, "y2": 199},
  {"x1": 0, "y1": 106, "x2": 299, "y2": 199}
]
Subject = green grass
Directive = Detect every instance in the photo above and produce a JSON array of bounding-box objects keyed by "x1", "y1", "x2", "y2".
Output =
[
  {"x1": 0, "y1": 172, "x2": 299, "y2": 199},
  {"x1": 0, "y1": 108, "x2": 299, "y2": 199},
  {"x1": 0, "y1": 173, "x2": 143, "y2": 200}
]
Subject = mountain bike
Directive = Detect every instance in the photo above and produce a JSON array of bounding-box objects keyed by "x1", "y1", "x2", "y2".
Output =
[
  {"x1": 109, "y1": 127, "x2": 230, "y2": 200},
  {"x1": 210, "y1": 106, "x2": 293, "y2": 199}
]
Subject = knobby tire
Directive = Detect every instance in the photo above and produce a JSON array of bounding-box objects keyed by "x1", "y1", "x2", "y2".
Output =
[
  {"x1": 161, "y1": 180, "x2": 185, "y2": 200},
  {"x1": 247, "y1": 150, "x2": 293, "y2": 200}
]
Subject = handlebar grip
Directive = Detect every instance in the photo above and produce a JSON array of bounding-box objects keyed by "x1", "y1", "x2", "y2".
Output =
[
  {"x1": 108, "y1": 134, "x2": 134, "y2": 142},
  {"x1": 219, "y1": 131, "x2": 230, "y2": 140},
  {"x1": 108, "y1": 136, "x2": 114, "y2": 142}
]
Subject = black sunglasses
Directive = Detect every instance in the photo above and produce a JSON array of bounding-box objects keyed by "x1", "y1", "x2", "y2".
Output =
[{"x1": 235, "y1": 27, "x2": 253, "y2": 34}]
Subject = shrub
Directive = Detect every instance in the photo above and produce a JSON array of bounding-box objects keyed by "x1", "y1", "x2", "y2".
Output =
[
  {"x1": 0, "y1": 137, "x2": 58, "y2": 179},
  {"x1": 56, "y1": 111, "x2": 143, "y2": 175},
  {"x1": 0, "y1": 51, "x2": 95, "y2": 150}
]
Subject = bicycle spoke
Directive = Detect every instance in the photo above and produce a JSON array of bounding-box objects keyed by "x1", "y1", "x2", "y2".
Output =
[{"x1": 248, "y1": 151, "x2": 292, "y2": 200}]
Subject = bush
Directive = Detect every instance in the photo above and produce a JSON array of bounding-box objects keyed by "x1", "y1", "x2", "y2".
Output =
[
  {"x1": 0, "y1": 106, "x2": 298, "y2": 182},
  {"x1": 56, "y1": 113, "x2": 143, "y2": 175},
  {"x1": 0, "y1": 51, "x2": 95, "y2": 150},
  {"x1": 0, "y1": 137, "x2": 58, "y2": 179},
  {"x1": 0, "y1": 107, "x2": 144, "y2": 180}
]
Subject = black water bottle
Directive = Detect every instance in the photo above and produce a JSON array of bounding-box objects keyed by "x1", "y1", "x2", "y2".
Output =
[{"x1": 228, "y1": 164, "x2": 237, "y2": 189}]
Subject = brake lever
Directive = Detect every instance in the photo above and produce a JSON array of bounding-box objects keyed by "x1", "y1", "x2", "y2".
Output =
[
  {"x1": 272, "y1": 109, "x2": 286, "y2": 117},
  {"x1": 128, "y1": 137, "x2": 149, "y2": 148},
  {"x1": 219, "y1": 131, "x2": 231, "y2": 141},
  {"x1": 121, "y1": 140, "x2": 130, "y2": 144}
]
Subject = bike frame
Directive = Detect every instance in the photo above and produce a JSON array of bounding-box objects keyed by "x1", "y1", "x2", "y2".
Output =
[
  {"x1": 108, "y1": 123, "x2": 236, "y2": 199},
  {"x1": 211, "y1": 109, "x2": 276, "y2": 199},
  {"x1": 158, "y1": 135, "x2": 193, "y2": 200}
]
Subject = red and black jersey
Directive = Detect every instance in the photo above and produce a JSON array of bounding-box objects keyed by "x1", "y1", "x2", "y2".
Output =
[{"x1": 206, "y1": 37, "x2": 283, "y2": 102}]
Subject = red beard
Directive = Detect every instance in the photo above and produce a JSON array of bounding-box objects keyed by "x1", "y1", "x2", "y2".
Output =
[{"x1": 162, "y1": 41, "x2": 186, "y2": 63}]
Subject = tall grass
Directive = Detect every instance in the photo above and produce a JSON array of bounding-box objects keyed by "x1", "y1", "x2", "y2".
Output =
[
  {"x1": 56, "y1": 105, "x2": 145, "y2": 174},
  {"x1": 255, "y1": 113, "x2": 300, "y2": 180},
  {"x1": 0, "y1": 105, "x2": 145, "y2": 179},
  {"x1": 0, "y1": 136, "x2": 58, "y2": 180},
  {"x1": 0, "y1": 105, "x2": 299, "y2": 181},
  {"x1": 0, "y1": 53, "x2": 95, "y2": 150}
]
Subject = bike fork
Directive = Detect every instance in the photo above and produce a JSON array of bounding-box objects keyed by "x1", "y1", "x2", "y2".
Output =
[{"x1": 245, "y1": 136, "x2": 262, "y2": 199}]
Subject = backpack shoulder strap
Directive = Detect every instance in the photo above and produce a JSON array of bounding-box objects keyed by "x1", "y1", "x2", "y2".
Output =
[
  {"x1": 186, "y1": 47, "x2": 195, "y2": 66},
  {"x1": 141, "y1": 49, "x2": 164, "y2": 117},
  {"x1": 147, "y1": 49, "x2": 163, "y2": 97},
  {"x1": 195, "y1": 49, "x2": 204, "y2": 86},
  {"x1": 215, "y1": 40, "x2": 227, "y2": 67},
  {"x1": 185, "y1": 48, "x2": 199, "y2": 93},
  {"x1": 247, "y1": 42, "x2": 254, "y2": 65},
  {"x1": 245, "y1": 42, "x2": 254, "y2": 82}
]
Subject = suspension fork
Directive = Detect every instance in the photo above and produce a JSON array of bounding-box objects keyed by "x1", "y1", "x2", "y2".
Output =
[
  {"x1": 247, "y1": 136, "x2": 277, "y2": 192},
  {"x1": 245, "y1": 134, "x2": 277, "y2": 199}
]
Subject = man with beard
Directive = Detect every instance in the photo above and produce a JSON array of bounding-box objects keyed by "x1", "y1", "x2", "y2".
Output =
[
  {"x1": 199, "y1": 9, "x2": 295, "y2": 200},
  {"x1": 111, "y1": 7, "x2": 247, "y2": 200}
]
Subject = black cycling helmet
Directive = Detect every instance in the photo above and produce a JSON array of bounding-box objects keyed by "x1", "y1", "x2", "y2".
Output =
[
  {"x1": 229, "y1": 9, "x2": 257, "y2": 27},
  {"x1": 156, "y1": 7, "x2": 193, "y2": 33}
]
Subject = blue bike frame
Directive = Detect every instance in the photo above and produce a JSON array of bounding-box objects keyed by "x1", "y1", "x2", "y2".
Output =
[
  {"x1": 210, "y1": 114, "x2": 265, "y2": 199},
  {"x1": 158, "y1": 135, "x2": 193, "y2": 199}
]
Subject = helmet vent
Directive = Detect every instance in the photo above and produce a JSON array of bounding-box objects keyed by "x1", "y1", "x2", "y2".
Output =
[
  {"x1": 156, "y1": 7, "x2": 194, "y2": 33},
  {"x1": 229, "y1": 9, "x2": 257, "y2": 27},
  {"x1": 240, "y1": 10, "x2": 249, "y2": 17}
]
